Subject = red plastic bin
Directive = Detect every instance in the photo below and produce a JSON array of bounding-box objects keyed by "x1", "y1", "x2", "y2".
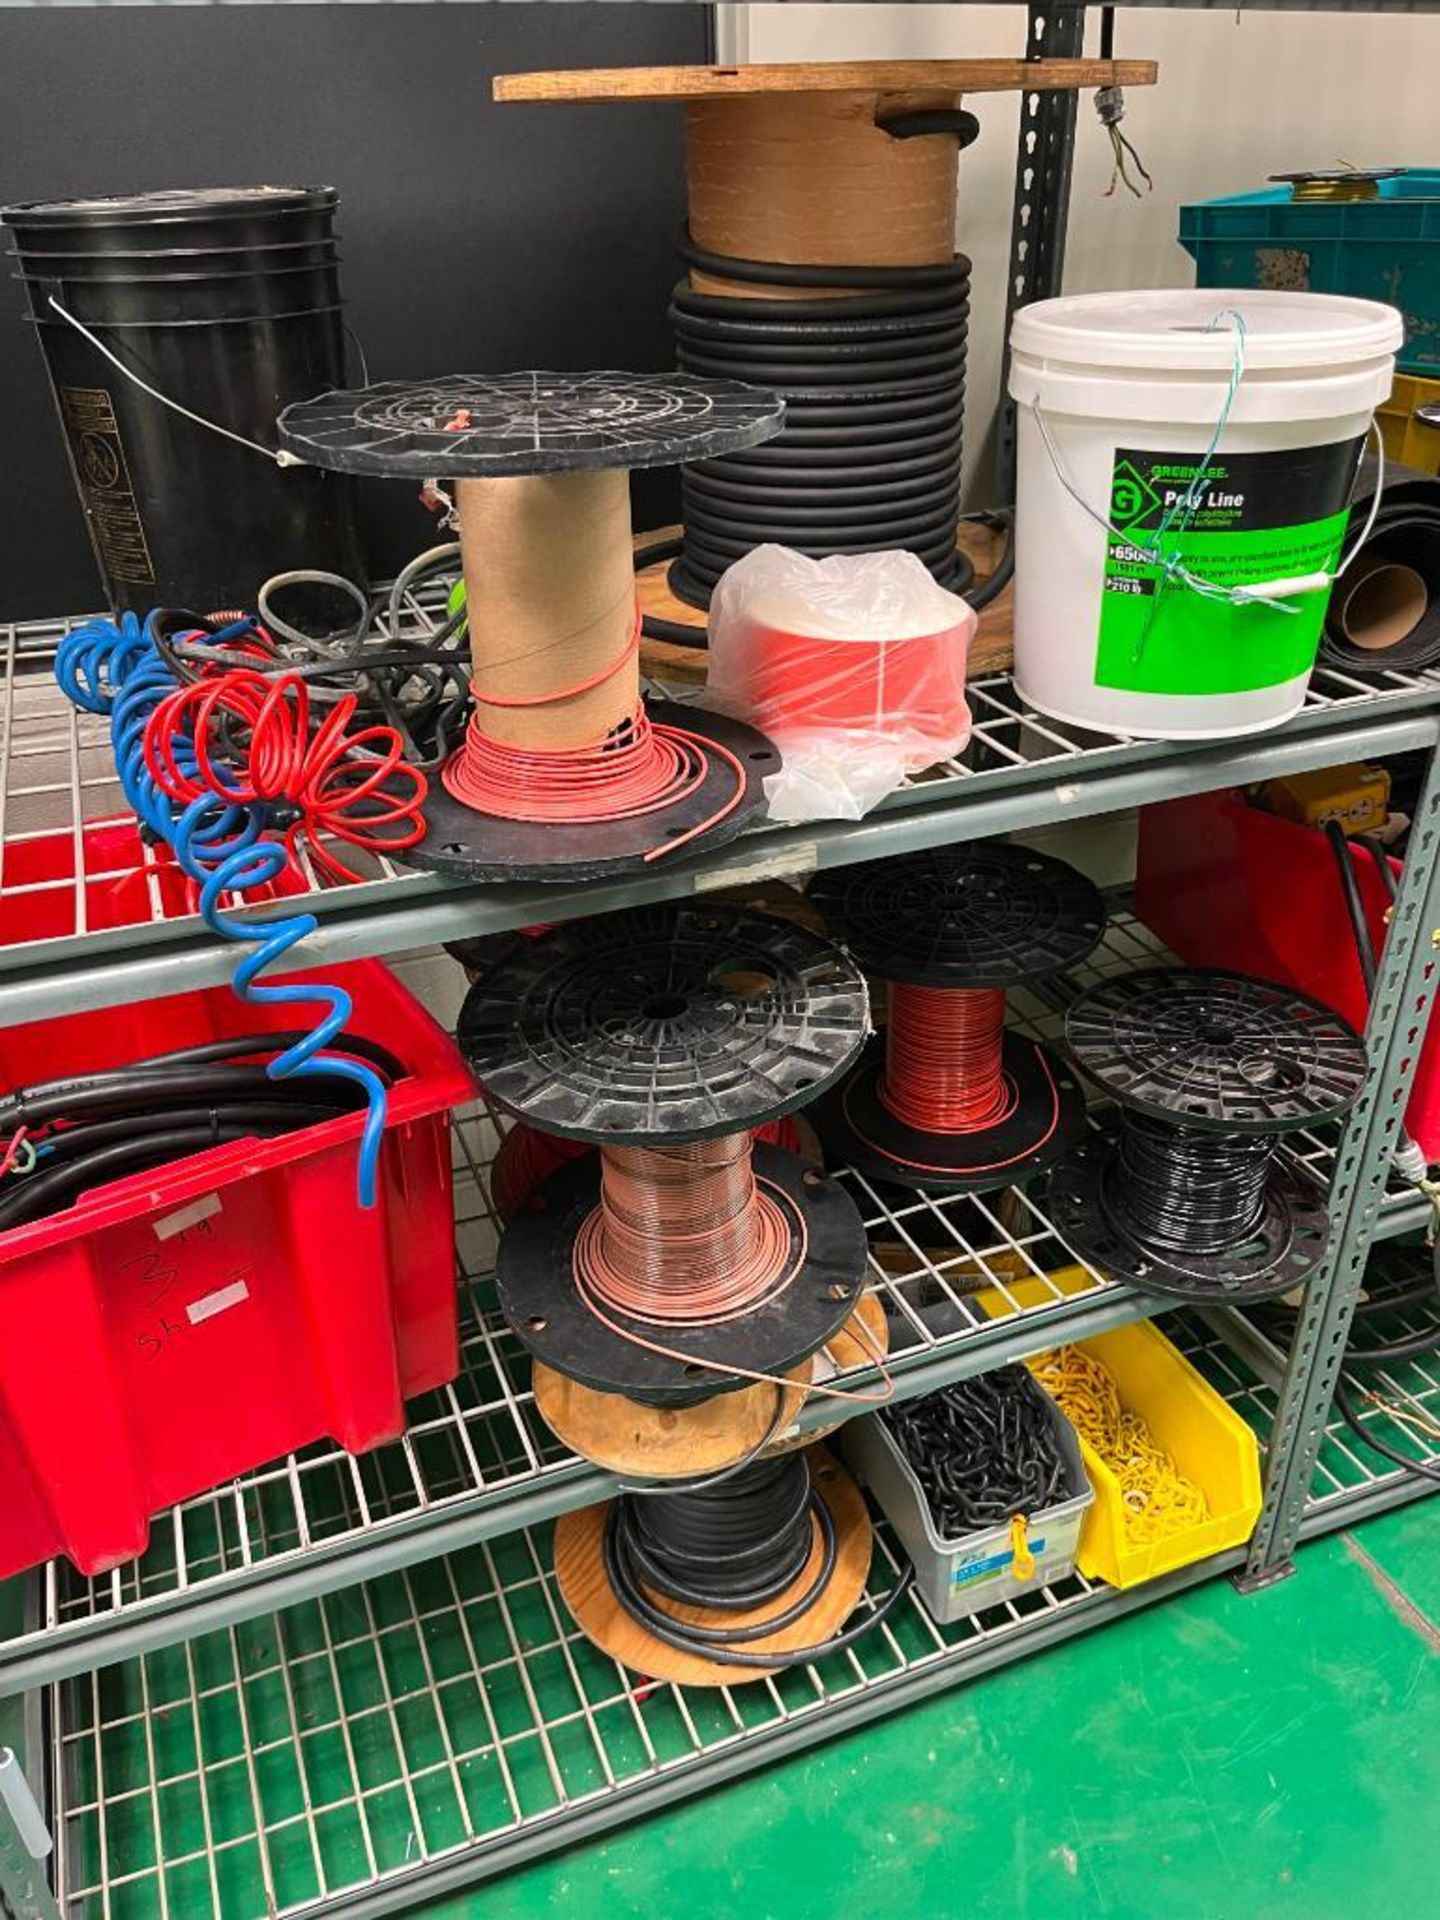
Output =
[
  {"x1": 0, "y1": 956, "x2": 474, "y2": 1580},
  {"x1": 1135, "y1": 789, "x2": 1439, "y2": 1156}
]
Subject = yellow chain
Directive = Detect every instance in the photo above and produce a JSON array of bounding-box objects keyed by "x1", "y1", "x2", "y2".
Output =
[{"x1": 1029, "y1": 1345, "x2": 1209, "y2": 1544}]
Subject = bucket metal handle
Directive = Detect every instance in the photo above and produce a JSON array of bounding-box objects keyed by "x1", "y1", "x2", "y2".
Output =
[
  {"x1": 1030, "y1": 394, "x2": 1387, "y2": 614},
  {"x1": 45, "y1": 294, "x2": 309, "y2": 470}
]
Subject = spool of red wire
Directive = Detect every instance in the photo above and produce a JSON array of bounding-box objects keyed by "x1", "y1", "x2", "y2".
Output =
[
  {"x1": 575, "y1": 1136, "x2": 801, "y2": 1327},
  {"x1": 879, "y1": 985, "x2": 1015, "y2": 1134},
  {"x1": 808, "y1": 843, "x2": 1106, "y2": 1194},
  {"x1": 440, "y1": 609, "x2": 751, "y2": 863},
  {"x1": 463, "y1": 902, "x2": 872, "y2": 1407}
]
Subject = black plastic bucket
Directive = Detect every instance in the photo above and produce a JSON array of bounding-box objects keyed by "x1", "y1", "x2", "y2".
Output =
[{"x1": 3, "y1": 186, "x2": 364, "y2": 615}]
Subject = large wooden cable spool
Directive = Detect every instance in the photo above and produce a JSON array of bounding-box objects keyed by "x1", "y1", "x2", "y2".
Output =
[{"x1": 495, "y1": 60, "x2": 1158, "y2": 662}]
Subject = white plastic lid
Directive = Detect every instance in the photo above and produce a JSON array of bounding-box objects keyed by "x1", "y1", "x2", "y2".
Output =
[{"x1": 1011, "y1": 288, "x2": 1403, "y2": 372}]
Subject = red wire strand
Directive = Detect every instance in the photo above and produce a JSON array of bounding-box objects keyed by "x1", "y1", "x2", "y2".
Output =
[
  {"x1": 441, "y1": 607, "x2": 747, "y2": 862},
  {"x1": 144, "y1": 667, "x2": 428, "y2": 883},
  {"x1": 879, "y1": 985, "x2": 1017, "y2": 1133}
]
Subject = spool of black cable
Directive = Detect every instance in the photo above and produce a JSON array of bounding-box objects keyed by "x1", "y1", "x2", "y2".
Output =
[
  {"x1": 1049, "y1": 969, "x2": 1369, "y2": 1304},
  {"x1": 664, "y1": 231, "x2": 974, "y2": 614}
]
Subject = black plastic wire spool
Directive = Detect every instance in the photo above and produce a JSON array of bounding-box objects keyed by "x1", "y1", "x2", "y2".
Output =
[
  {"x1": 805, "y1": 843, "x2": 1105, "y2": 1194},
  {"x1": 277, "y1": 369, "x2": 785, "y2": 477},
  {"x1": 1049, "y1": 969, "x2": 1369, "y2": 1304},
  {"x1": 458, "y1": 905, "x2": 872, "y2": 1406},
  {"x1": 278, "y1": 370, "x2": 786, "y2": 880},
  {"x1": 663, "y1": 234, "x2": 974, "y2": 615}
]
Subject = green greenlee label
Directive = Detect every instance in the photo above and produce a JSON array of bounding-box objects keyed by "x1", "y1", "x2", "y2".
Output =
[{"x1": 1096, "y1": 439, "x2": 1364, "y2": 696}]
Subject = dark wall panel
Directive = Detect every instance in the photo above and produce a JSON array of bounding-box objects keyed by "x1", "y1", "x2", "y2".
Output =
[{"x1": 0, "y1": 5, "x2": 707, "y2": 618}]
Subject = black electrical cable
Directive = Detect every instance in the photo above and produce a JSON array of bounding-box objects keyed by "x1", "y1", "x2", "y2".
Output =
[
  {"x1": 1334, "y1": 1377, "x2": 1440, "y2": 1485},
  {"x1": 883, "y1": 1367, "x2": 1068, "y2": 1537},
  {"x1": 603, "y1": 1452, "x2": 915, "y2": 1670},
  {"x1": 1357, "y1": 833, "x2": 1399, "y2": 903},
  {"x1": 0, "y1": 1032, "x2": 404, "y2": 1129},
  {"x1": 961, "y1": 511, "x2": 1016, "y2": 614},
  {"x1": 149, "y1": 552, "x2": 473, "y2": 772},
  {"x1": 663, "y1": 229, "x2": 974, "y2": 612},
  {"x1": 1252, "y1": 1246, "x2": 1440, "y2": 1483},
  {"x1": 0, "y1": 1117, "x2": 353, "y2": 1230},
  {"x1": 0, "y1": 1037, "x2": 399, "y2": 1229},
  {"x1": 1325, "y1": 816, "x2": 1378, "y2": 995},
  {"x1": 1101, "y1": 1112, "x2": 1276, "y2": 1258}
]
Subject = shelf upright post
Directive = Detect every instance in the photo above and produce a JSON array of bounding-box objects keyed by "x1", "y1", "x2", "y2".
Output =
[
  {"x1": 1241, "y1": 722, "x2": 1440, "y2": 1587},
  {"x1": 997, "y1": 2, "x2": 1086, "y2": 499}
]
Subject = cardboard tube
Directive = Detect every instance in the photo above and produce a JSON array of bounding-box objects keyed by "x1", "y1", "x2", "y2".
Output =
[
  {"x1": 1337, "y1": 558, "x2": 1430, "y2": 652},
  {"x1": 456, "y1": 469, "x2": 637, "y2": 748},
  {"x1": 685, "y1": 90, "x2": 960, "y2": 279}
]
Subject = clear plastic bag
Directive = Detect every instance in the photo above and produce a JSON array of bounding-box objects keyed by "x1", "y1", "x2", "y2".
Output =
[{"x1": 698, "y1": 545, "x2": 975, "y2": 823}]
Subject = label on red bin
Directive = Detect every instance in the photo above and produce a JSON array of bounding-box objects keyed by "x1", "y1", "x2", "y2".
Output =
[{"x1": 153, "y1": 1193, "x2": 222, "y2": 1241}]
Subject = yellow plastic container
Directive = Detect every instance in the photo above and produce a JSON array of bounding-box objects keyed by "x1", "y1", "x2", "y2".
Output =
[
  {"x1": 1378, "y1": 371, "x2": 1440, "y2": 475},
  {"x1": 974, "y1": 1271, "x2": 1263, "y2": 1588}
]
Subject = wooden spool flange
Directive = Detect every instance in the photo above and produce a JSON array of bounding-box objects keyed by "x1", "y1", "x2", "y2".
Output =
[
  {"x1": 531, "y1": 1289, "x2": 887, "y2": 1478},
  {"x1": 554, "y1": 1446, "x2": 873, "y2": 1686}
]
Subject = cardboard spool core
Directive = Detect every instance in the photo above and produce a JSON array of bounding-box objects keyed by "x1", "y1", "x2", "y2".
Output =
[
  {"x1": 1338, "y1": 558, "x2": 1429, "y2": 652},
  {"x1": 531, "y1": 1291, "x2": 888, "y2": 1477},
  {"x1": 554, "y1": 1447, "x2": 874, "y2": 1687},
  {"x1": 456, "y1": 469, "x2": 636, "y2": 748},
  {"x1": 686, "y1": 92, "x2": 959, "y2": 276}
]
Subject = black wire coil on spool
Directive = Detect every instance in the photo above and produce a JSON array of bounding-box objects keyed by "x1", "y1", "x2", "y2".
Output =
[
  {"x1": 602, "y1": 1451, "x2": 914, "y2": 1669},
  {"x1": 1048, "y1": 969, "x2": 1369, "y2": 1304},
  {"x1": 662, "y1": 229, "x2": 974, "y2": 615}
]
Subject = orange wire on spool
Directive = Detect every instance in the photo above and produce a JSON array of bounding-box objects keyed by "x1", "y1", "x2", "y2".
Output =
[
  {"x1": 879, "y1": 984, "x2": 1017, "y2": 1134},
  {"x1": 441, "y1": 608, "x2": 749, "y2": 862}
]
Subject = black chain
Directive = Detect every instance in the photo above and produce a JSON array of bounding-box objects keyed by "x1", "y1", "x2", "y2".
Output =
[{"x1": 883, "y1": 1367, "x2": 1067, "y2": 1534}]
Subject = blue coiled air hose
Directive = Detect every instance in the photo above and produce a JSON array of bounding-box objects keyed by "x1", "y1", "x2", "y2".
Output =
[{"x1": 53, "y1": 613, "x2": 389, "y2": 1207}]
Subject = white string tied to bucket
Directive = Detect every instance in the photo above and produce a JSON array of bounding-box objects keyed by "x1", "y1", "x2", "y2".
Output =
[{"x1": 1030, "y1": 307, "x2": 1387, "y2": 659}]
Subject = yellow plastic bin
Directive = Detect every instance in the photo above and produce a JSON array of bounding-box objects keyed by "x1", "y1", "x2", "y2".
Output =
[
  {"x1": 974, "y1": 1270, "x2": 1263, "y2": 1588},
  {"x1": 1378, "y1": 371, "x2": 1440, "y2": 475}
]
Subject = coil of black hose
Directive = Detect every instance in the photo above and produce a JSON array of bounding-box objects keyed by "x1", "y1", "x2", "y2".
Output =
[
  {"x1": 1321, "y1": 458, "x2": 1440, "y2": 675},
  {"x1": 0, "y1": 1033, "x2": 401, "y2": 1230},
  {"x1": 602, "y1": 1452, "x2": 913, "y2": 1670},
  {"x1": 665, "y1": 229, "x2": 973, "y2": 613}
]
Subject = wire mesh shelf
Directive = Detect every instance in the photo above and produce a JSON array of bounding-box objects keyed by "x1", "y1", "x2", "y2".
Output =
[
  {"x1": 50, "y1": 1311, "x2": 1257, "y2": 1920},
  {"x1": 1205, "y1": 1256, "x2": 1440, "y2": 1522},
  {"x1": 0, "y1": 910, "x2": 1412, "y2": 1693},
  {"x1": 0, "y1": 1090, "x2": 1134, "y2": 1694},
  {"x1": 5, "y1": 600, "x2": 1440, "y2": 1010}
]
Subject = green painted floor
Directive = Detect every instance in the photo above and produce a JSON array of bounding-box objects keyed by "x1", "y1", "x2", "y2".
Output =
[{"x1": 425, "y1": 1499, "x2": 1440, "y2": 1920}]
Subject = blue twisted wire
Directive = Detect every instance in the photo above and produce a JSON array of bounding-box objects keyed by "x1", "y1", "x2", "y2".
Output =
[{"x1": 52, "y1": 612, "x2": 387, "y2": 1206}]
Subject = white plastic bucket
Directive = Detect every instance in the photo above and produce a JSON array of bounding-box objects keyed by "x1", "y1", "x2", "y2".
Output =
[{"x1": 1009, "y1": 288, "x2": 1403, "y2": 739}]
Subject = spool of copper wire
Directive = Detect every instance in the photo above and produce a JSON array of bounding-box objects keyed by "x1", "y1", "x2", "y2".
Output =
[
  {"x1": 459, "y1": 903, "x2": 873, "y2": 1408},
  {"x1": 809, "y1": 842, "x2": 1105, "y2": 1193}
]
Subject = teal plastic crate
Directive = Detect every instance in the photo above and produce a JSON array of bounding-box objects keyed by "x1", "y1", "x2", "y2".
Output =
[{"x1": 1180, "y1": 170, "x2": 1440, "y2": 374}]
